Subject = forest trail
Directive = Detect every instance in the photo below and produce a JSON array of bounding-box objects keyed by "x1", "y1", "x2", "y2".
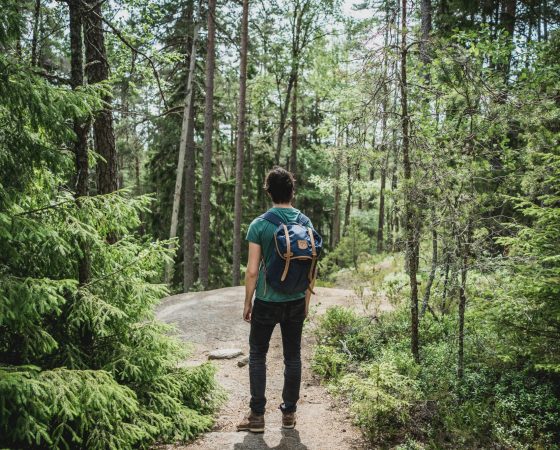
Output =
[{"x1": 156, "y1": 286, "x2": 391, "y2": 450}]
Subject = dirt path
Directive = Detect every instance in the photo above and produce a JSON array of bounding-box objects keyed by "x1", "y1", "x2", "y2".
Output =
[{"x1": 156, "y1": 286, "x2": 390, "y2": 450}]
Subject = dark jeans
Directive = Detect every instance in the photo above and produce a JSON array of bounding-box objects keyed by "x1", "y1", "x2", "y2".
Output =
[{"x1": 249, "y1": 297, "x2": 305, "y2": 415}]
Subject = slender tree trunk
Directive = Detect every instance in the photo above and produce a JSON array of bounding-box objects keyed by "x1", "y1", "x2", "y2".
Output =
[
  {"x1": 165, "y1": 22, "x2": 199, "y2": 284},
  {"x1": 275, "y1": 72, "x2": 296, "y2": 164},
  {"x1": 498, "y1": 0, "x2": 517, "y2": 76},
  {"x1": 377, "y1": 11, "x2": 390, "y2": 253},
  {"x1": 289, "y1": 74, "x2": 298, "y2": 175},
  {"x1": 183, "y1": 92, "x2": 197, "y2": 290},
  {"x1": 441, "y1": 249, "x2": 450, "y2": 312},
  {"x1": 183, "y1": 0, "x2": 198, "y2": 291},
  {"x1": 232, "y1": 0, "x2": 249, "y2": 286},
  {"x1": 421, "y1": 215, "x2": 438, "y2": 316},
  {"x1": 198, "y1": 0, "x2": 216, "y2": 289},
  {"x1": 343, "y1": 158, "x2": 352, "y2": 236},
  {"x1": 457, "y1": 241, "x2": 468, "y2": 379},
  {"x1": 84, "y1": 1, "x2": 117, "y2": 194},
  {"x1": 68, "y1": 0, "x2": 90, "y2": 285},
  {"x1": 331, "y1": 130, "x2": 342, "y2": 248},
  {"x1": 420, "y1": 0, "x2": 432, "y2": 67},
  {"x1": 377, "y1": 163, "x2": 387, "y2": 252},
  {"x1": 400, "y1": 0, "x2": 420, "y2": 363},
  {"x1": 31, "y1": 0, "x2": 41, "y2": 66}
]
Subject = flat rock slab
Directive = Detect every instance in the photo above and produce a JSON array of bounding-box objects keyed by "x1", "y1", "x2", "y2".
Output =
[{"x1": 208, "y1": 349, "x2": 244, "y2": 360}]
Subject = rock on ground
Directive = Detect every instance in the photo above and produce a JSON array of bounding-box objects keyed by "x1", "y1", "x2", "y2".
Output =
[{"x1": 208, "y1": 349, "x2": 244, "y2": 360}]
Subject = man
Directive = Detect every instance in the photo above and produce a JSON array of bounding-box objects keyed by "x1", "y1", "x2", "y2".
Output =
[{"x1": 237, "y1": 167, "x2": 315, "y2": 433}]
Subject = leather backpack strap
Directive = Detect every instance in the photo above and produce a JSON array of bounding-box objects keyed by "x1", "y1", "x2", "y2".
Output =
[
  {"x1": 307, "y1": 227, "x2": 318, "y2": 294},
  {"x1": 280, "y1": 224, "x2": 292, "y2": 281}
]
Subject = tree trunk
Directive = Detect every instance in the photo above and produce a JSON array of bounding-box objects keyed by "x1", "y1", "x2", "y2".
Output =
[
  {"x1": 165, "y1": 21, "x2": 199, "y2": 284},
  {"x1": 331, "y1": 132, "x2": 342, "y2": 248},
  {"x1": 343, "y1": 158, "x2": 352, "y2": 236},
  {"x1": 420, "y1": 0, "x2": 432, "y2": 67},
  {"x1": 275, "y1": 71, "x2": 296, "y2": 165},
  {"x1": 457, "y1": 242, "x2": 468, "y2": 379},
  {"x1": 377, "y1": 163, "x2": 387, "y2": 252},
  {"x1": 183, "y1": 92, "x2": 197, "y2": 290},
  {"x1": 289, "y1": 74, "x2": 298, "y2": 175},
  {"x1": 31, "y1": 0, "x2": 41, "y2": 66},
  {"x1": 400, "y1": 0, "x2": 420, "y2": 363},
  {"x1": 377, "y1": 11, "x2": 390, "y2": 253},
  {"x1": 198, "y1": 0, "x2": 217, "y2": 289},
  {"x1": 498, "y1": 0, "x2": 517, "y2": 76},
  {"x1": 68, "y1": 0, "x2": 90, "y2": 285},
  {"x1": 232, "y1": 0, "x2": 249, "y2": 286},
  {"x1": 84, "y1": 1, "x2": 118, "y2": 194},
  {"x1": 421, "y1": 216, "x2": 437, "y2": 316}
]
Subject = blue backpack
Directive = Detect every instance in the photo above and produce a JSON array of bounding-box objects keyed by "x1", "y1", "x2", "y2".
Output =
[{"x1": 259, "y1": 211, "x2": 323, "y2": 295}]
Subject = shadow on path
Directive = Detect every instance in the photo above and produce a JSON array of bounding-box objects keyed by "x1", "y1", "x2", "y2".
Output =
[{"x1": 233, "y1": 429, "x2": 309, "y2": 450}]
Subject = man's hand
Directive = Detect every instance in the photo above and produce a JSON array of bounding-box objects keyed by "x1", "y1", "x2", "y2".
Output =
[
  {"x1": 243, "y1": 302, "x2": 252, "y2": 322},
  {"x1": 304, "y1": 302, "x2": 309, "y2": 318}
]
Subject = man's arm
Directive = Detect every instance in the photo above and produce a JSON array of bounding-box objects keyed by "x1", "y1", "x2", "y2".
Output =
[{"x1": 243, "y1": 242, "x2": 261, "y2": 322}]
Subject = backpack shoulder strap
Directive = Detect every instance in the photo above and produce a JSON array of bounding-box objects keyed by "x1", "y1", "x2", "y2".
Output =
[
  {"x1": 296, "y1": 212, "x2": 311, "y2": 227},
  {"x1": 258, "y1": 211, "x2": 283, "y2": 226}
]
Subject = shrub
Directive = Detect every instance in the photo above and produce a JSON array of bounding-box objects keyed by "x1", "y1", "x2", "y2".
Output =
[
  {"x1": 492, "y1": 373, "x2": 560, "y2": 449},
  {"x1": 312, "y1": 345, "x2": 350, "y2": 379},
  {"x1": 315, "y1": 306, "x2": 363, "y2": 347},
  {"x1": 332, "y1": 361, "x2": 421, "y2": 444}
]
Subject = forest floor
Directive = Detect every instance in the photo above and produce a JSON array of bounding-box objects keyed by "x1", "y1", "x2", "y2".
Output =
[{"x1": 156, "y1": 285, "x2": 392, "y2": 449}]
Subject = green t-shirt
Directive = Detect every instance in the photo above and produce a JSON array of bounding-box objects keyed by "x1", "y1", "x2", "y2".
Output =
[{"x1": 246, "y1": 207, "x2": 312, "y2": 302}]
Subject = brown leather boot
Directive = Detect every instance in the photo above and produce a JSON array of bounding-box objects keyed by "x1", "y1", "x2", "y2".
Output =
[
  {"x1": 281, "y1": 411, "x2": 296, "y2": 429},
  {"x1": 236, "y1": 410, "x2": 265, "y2": 433}
]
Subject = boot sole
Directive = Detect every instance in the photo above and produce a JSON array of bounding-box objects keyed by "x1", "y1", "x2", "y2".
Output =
[
  {"x1": 236, "y1": 426, "x2": 265, "y2": 433},
  {"x1": 282, "y1": 423, "x2": 296, "y2": 429}
]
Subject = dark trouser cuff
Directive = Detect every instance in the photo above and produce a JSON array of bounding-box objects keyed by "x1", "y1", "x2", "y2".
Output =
[{"x1": 279, "y1": 402, "x2": 297, "y2": 413}]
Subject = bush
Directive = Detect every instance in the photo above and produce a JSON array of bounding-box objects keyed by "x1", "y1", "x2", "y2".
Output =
[
  {"x1": 314, "y1": 306, "x2": 363, "y2": 347},
  {"x1": 332, "y1": 361, "x2": 421, "y2": 444},
  {"x1": 492, "y1": 373, "x2": 560, "y2": 449},
  {"x1": 312, "y1": 345, "x2": 350, "y2": 379}
]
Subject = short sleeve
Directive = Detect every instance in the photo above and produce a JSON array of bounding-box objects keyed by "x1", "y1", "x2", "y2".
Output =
[{"x1": 246, "y1": 218, "x2": 262, "y2": 245}]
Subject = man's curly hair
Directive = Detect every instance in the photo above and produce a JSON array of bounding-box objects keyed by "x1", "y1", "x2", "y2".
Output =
[{"x1": 264, "y1": 166, "x2": 295, "y2": 204}]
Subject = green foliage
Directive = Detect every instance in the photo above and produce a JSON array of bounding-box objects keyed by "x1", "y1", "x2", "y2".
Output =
[
  {"x1": 332, "y1": 361, "x2": 421, "y2": 444},
  {"x1": 319, "y1": 222, "x2": 372, "y2": 276},
  {"x1": 0, "y1": 26, "x2": 221, "y2": 449},
  {"x1": 311, "y1": 345, "x2": 349, "y2": 379},
  {"x1": 313, "y1": 299, "x2": 560, "y2": 448}
]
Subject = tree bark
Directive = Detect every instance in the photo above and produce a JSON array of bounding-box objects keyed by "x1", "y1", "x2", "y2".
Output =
[
  {"x1": 420, "y1": 0, "x2": 432, "y2": 67},
  {"x1": 84, "y1": 1, "x2": 118, "y2": 194},
  {"x1": 232, "y1": 0, "x2": 249, "y2": 286},
  {"x1": 400, "y1": 0, "x2": 420, "y2": 363},
  {"x1": 275, "y1": 71, "x2": 296, "y2": 164},
  {"x1": 498, "y1": 0, "x2": 517, "y2": 76},
  {"x1": 164, "y1": 21, "x2": 199, "y2": 284},
  {"x1": 68, "y1": 0, "x2": 90, "y2": 285},
  {"x1": 377, "y1": 12, "x2": 390, "y2": 253},
  {"x1": 198, "y1": 0, "x2": 217, "y2": 289},
  {"x1": 289, "y1": 74, "x2": 298, "y2": 175},
  {"x1": 31, "y1": 0, "x2": 41, "y2": 66},
  {"x1": 377, "y1": 162, "x2": 387, "y2": 252},
  {"x1": 331, "y1": 130, "x2": 342, "y2": 248},
  {"x1": 457, "y1": 241, "x2": 468, "y2": 379},
  {"x1": 421, "y1": 216, "x2": 438, "y2": 316},
  {"x1": 343, "y1": 158, "x2": 352, "y2": 236}
]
